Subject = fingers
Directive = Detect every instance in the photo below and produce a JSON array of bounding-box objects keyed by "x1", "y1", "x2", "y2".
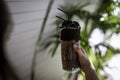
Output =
[
  {"x1": 73, "y1": 44, "x2": 84, "y2": 57},
  {"x1": 80, "y1": 48, "x2": 87, "y2": 56}
]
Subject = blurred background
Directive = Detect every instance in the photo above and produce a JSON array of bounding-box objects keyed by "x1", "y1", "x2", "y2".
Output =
[{"x1": 1, "y1": 0, "x2": 120, "y2": 80}]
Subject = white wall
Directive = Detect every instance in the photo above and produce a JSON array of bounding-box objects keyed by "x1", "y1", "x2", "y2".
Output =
[{"x1": 5, "y1": 0, "x2": 64, "y2": 80}]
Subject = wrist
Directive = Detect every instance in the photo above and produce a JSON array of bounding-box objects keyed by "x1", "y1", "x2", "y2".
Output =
[
  {"x1": 83, "y1": 65, "x2": 95, "y2": 74},
  {"x1": 83, "y1": 65, "x2": 99, "y2": 80}
]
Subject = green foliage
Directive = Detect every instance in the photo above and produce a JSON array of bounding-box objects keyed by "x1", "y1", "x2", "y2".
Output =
[{"x1": 39, "y1": 0, "x2": 120, "y2": 79}]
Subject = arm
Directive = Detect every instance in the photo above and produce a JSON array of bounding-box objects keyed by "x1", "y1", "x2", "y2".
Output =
[
  {"x1": 84, "y1": 66, "x2": 99, "y2": 80},
  {"x1": 73, "y1": 44, "x2": 99, "y2": 80}
]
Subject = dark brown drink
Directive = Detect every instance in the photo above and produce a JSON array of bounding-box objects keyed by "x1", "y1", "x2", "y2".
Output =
[{"x1": 60, "y1": 20, "x2": 81, "y2": 71}]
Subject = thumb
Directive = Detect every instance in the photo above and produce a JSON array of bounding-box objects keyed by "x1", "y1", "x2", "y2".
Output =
[{"x1": 73, "y1": 44, "x2": 84, "y2": 57}]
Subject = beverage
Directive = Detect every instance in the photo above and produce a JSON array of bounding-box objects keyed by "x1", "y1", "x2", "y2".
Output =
[{"x1": 60, "y1": 20, "x2": 81, "y2": 71}]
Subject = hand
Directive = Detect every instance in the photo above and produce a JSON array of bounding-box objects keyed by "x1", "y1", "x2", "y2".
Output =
[
  {"x1": 73, "y1": 44, "x2": 99, "y2": 80},
  {"x1": 73, "y1": 44, "x2": 91, "y2": 73}
]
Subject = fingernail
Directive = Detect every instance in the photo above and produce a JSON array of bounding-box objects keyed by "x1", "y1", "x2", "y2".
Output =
[{"x1": 73, "y1": 44, "x2": 79, "y2": 49}]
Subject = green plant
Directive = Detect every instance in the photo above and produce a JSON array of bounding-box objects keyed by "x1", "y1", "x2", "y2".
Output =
[{"x1": 39, "y1": 0, "x2": 120, "y2": 79}]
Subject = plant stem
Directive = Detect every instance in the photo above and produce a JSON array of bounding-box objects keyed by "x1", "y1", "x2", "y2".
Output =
[{"x1": 31, "y1": 0, "x2": 54, "y2": 80}]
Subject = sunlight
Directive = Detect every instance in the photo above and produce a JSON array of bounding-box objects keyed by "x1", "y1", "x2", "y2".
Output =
[
  {"x1": 112, "y1": 7, "x2": 120, "y2": 16},
  {"x1": 89, "y1": 29, "x2": 120, "y2": 80},
  {"x1": 108, "y1": 33, "x2": 120, "y2": 49},
  {"x1": 89, "y1": 29, "x2": 104, "y2": 46}
]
